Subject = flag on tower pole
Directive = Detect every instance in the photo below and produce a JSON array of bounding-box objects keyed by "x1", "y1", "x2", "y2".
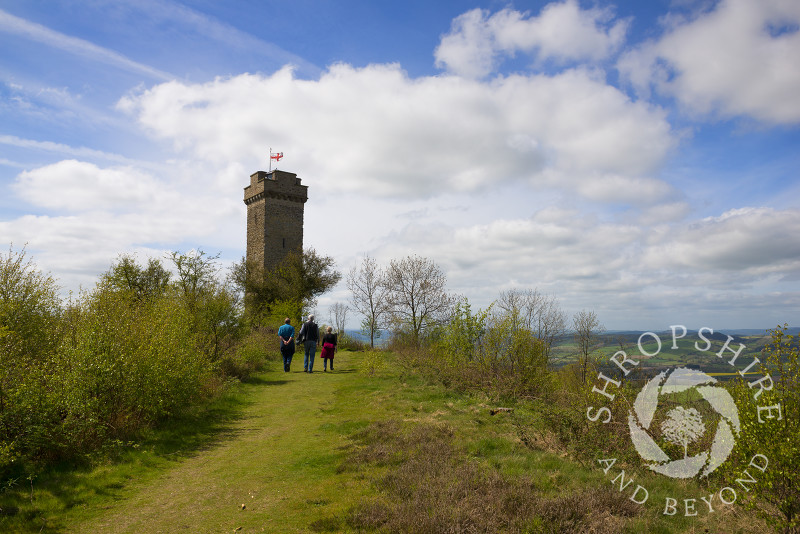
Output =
[{"x1": 269, "y1": 148, "x2": 283, "y2": 171}]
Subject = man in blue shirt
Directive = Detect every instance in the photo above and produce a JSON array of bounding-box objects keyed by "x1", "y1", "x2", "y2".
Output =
[{"x1": 278, "y1": 318, "x2": 295, "y2": 372}]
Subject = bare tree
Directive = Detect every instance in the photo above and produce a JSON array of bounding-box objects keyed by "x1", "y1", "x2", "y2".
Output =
[
  {"x1": 329, "y1": 302, "x2": 349, "y2": 335},
  {"x1": 495, "y1": 288, "x2": 567, "y2": 361},
  {"x1": 384, "y1": 255, "x2": 453, "y2": 346},
  {"x1": 573, "y1": 309, "x2": 605, "y2": 384},
  {"x1": 346, "y1": 256, "x2": 390, "y2": 348}
]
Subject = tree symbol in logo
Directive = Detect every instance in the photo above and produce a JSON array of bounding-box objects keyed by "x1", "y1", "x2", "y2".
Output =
[
  {"x1": 628, "y1": 367, "x2": 740, "y2": 479},
  {"x1": 661, "y1": 406, "x2": 705, "y2": 459}
]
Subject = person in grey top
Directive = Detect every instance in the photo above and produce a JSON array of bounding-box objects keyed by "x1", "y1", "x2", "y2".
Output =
[{"x1": 298, "y1": 314, "x2": 319, "y2": 373}]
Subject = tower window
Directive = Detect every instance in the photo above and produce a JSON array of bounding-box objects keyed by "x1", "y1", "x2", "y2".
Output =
[{"x1": 282, "y1": 238, "x2": 286, "y2": 248}]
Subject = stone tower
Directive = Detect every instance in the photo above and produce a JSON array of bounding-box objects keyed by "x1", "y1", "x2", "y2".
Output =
[{"x1": 243, "y1": 169, "x2": 308, "y2": 271}]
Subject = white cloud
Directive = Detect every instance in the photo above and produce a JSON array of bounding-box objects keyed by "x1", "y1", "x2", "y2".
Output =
[
  {"x1": 12, "y1": 160, "x2": 167, "y2": 212},
  {"x1": 435, "y1": 2, "x2": 629, "y2": 78},
  {"x1": 618, "y1": 0, "x2": 800, "y2": 124},
  {"x1": 642, "y1": 207, "x2": 800, "y2": 275},
  {"x1": 2, "y1": 158, "x2": 244, "y2": 292},
  {"x1": 344, "y1": 203, "x2": 800, "y2": 328},
  {"x1": 118, "y1": 63, "x2": 675, "y2": 204}
]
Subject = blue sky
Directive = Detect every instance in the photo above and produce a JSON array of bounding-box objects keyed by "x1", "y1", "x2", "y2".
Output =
[{"x1": 1, "y1": 0, "x2": 799, "y2": 331}]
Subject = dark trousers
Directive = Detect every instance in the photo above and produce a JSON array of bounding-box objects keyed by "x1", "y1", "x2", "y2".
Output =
[{"x1": 280, "y1": 339, "x2": 295, "y2": 372}]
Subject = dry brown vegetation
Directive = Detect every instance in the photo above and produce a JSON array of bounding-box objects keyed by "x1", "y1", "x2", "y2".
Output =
[{"x1": 312, "y1": 420, "x2": 639, "y2": 533}]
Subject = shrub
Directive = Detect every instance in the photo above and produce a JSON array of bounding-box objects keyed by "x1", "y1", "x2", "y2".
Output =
[
  {"x1": 725, "y1": 324, "x2": 800, "y2": 532},
  {"x1": 57, "y1": 284, "x2": 212, "y2": 449},
  {"x1": 0, "y1": 246, "x2": 63, "y2": 469},
  {"x1": 337, "y1": 332, "x2": 366, "y2": 351},
  {"x1": 361, "y1": 350, "x2": 384, "y2": 377},
  {"x1": 219, "y1": 327, "x2": 278, "y2": 380}
]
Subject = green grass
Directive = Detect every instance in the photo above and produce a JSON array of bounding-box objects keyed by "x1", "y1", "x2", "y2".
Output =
[{"x1": 0, "y1": 350, "x2": 773, "y2": 533}]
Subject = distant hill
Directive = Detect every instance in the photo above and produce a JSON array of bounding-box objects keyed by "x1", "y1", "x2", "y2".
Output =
[
  {"x1": 604, "y1": 327, "x2": 797, "y2": 336},
  {"x1": 342, "y1": 328, "x2": 390, "y2": 347}
]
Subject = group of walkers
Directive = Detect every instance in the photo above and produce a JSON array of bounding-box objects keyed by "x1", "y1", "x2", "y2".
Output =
[{"x1": 278, "y1": 314, "x2": 338, "y2": 373}]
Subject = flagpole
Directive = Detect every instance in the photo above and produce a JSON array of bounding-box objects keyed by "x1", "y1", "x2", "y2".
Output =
[{"x1": 268, "y1": 147, "x2": 272, "y2": 172}]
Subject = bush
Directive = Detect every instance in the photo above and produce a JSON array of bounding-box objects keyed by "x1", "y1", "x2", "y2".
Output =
[
  {"x1": 219, "y1": 327, "x2": 278, "y2": 380},
  {"x1": 725, "y1": 324, "x2": 800, "y2": 532},
  {"x1": 0, "y1": 246, "x2": 63, "y2": 469},
  {"x1": 337, "y1": 332, "x2": 366, "y2": 351},
  {"x1": 57, "y1": 284, "x2": 212, "y2": 450}
]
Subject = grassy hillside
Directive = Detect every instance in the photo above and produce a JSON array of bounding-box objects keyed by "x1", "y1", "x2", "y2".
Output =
[{"x1": 1, "y1": 350, "x2": 770, "y2": 533}]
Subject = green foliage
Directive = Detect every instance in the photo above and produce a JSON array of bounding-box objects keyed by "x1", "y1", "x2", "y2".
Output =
[
  {"x1": 169, "y1": 249, "x2": 220, "y2": 311},
  {"x1": 725, "y1": 324, "x2": 800, "y2": 531},
  {"x1": 434, "y1": 297, "x2": 490, "y2": 366},
  {"x1": 218, "y1": 327, "x2": 278, "y2": 380},
  {"x1": 0, "y1": 245, "x2": 63, "y2": 471},
  {"x1": 0, "y1": 246, "x2": 251, "y2": 479},
  {"x1": 169, "y1": 250, "x2": 243, "y2": 362},
  {"x1": 232, "y1": 248, "x2": 340, "y2": 324},
  {"x1": 361, "y1": 349, "x2": 384, "y2": 376},
  {"x1": 400, "y1": 297, "x2": 550, "y2": 401},
  {"x1": 102, "y1": 254, "x2": 171, "y2": 301},
  {"x1": 478, "y1": 312, "x2": 550, "y2": 399},
  {"x1": 258, "y1": 299, "x2": 306, "y2": 332},
  {"x1": 57, "y1": 282, "x2": 212, "y2": 452},
  {"x1": 338, "y1": 331, "x2": 366, "y2": 351}
]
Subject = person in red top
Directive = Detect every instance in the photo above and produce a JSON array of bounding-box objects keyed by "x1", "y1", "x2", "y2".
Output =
[{"x1": 320, "y1": 326, "x2": 338, "y2": 372}]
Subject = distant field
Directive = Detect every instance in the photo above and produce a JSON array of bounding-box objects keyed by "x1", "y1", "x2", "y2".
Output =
[{"x1": 551, "y1": 330, "x2": 771, "y2": 376}]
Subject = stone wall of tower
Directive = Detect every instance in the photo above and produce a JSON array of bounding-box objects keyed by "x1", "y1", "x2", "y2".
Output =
[{"x1": 244, "y1": 169, "x2": 308, "y2": 271}]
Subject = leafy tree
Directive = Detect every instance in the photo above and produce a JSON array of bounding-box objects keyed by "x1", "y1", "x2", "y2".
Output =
[
  {"x1": 0, "y1": 244, "x2": 62, "y2": 362},
  {"x1": 436, "y1": 297, "x2": 490, "y2": 365},
  {"x1": 102, "y1": 254, "x2": 171, "y2": 301},
  {"x1": 384, "y1": 255, "x2": 453, "y2": 346},
  {"x1": 233, "y1": 248, "x2": 340, "y2": 325},
  {"x1": 347, "y1": 255, "x2": 390, "y2": 348},
  {"x1": 479, "y1": 311, "x2": 549, "y2": 399},
  {"x1": 276, "y1": 247, "x2": 340, "y2": 310},
  {"x1": 170, "y1": 249, "x2": 241, "y2": 360},
  {"x1": 170, "y1": 249, "x2": 220, "y2": 313}
]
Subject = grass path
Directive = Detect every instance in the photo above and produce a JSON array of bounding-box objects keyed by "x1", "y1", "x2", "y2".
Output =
[
  {"x1": 66, "y1": 352, "x2": 375, "y2": 533},
  {"x1": 43, "y1": 349, "x2": 769, "y2": 534}
]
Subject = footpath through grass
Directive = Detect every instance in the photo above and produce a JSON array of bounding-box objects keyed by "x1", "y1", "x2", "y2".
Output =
[{"x1": 4, "y1": 350, "x2": 770, "y2": 533}]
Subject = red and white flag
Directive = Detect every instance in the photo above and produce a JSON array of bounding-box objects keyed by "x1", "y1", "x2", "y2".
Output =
[{"x1": 270, "y1": 151, "x2": 283, "y2": 161}]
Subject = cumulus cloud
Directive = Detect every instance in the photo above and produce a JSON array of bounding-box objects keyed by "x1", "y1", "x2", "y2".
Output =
[
  {"x1": 13, "y1": 160, "x2": 167, "y2": 212},
  {"x1": 118, "y1": 63, "x2": 675, "y2": 204},
  {"x1": 434, "y1": 1, "x2": 629, "y2": 78},
  {"x1": 618, "y1": 0, "x2": 800, "y2": 123},
  {"x1": 352, "y1": 203, "x2": 800, "y2": 327},
  {"x1": 642, "y1": 207, "x2": 800, "y2": 275},
  {"x1": 2, "y1": 158, "x2": 244, "y2": 291}
]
